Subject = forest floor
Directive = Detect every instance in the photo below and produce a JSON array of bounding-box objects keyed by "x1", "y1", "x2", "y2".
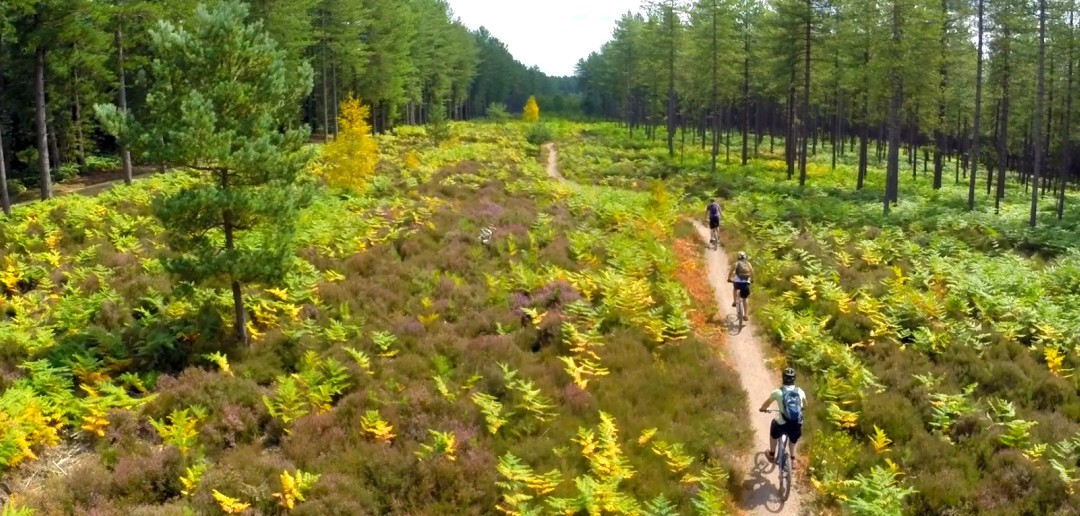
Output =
[
  {"x1": 13, "y1": 166, "x2": 159, "y2": 204},
  {"x1": 542, "y1": 142, "x2": 806, "y2": 515}
]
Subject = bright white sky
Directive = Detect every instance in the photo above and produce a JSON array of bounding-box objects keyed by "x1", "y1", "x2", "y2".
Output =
[{"x1": 447, "y1": 0, "x2": 644, "y2": 77}]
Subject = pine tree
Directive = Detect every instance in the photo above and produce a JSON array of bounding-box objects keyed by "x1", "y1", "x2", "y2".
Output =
[
  {"x1": 96, "y1": 0, "x2": 314, "y2": 345},
  {"x1": 358, "y1": 0, "x2": 414, "y2": 132}
]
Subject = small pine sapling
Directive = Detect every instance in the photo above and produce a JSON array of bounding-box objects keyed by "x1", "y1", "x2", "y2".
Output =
[
  {"x1": 318, "y1": 96, "x2": 378, "y2": 192},
  {"x1": 523, "y1": 96, "x2": 540, "y2": 123}
]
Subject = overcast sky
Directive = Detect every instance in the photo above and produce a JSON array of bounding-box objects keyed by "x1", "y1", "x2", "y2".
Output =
[{"x1": 446, "y1": 0, "x2": 644, "y2": 77}]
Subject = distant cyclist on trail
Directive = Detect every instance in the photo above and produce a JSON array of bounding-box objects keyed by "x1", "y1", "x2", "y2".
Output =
[
  {"x1": 706, "y1": 199, "x2": 722, "y2": 247},
  {"x1": 759, "y1": 368, "x2": 806, "y2": 469},
  {"x1": 727, "y1": 251, "x2": 753, "y2": 319}
]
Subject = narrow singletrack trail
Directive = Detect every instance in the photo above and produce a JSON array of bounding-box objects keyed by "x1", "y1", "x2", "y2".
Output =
[
  {"x1": 543, "y1": 143, "x2": 564, "y2": 181},
  {"x1": 691, "y1": 220, "x2": 805, "y2": 515},
  {"x1": 13, "y1": 169, "x2": 159, "y2": 206},
  {"x1": 542, "y1": 141, "x2": 804, "y2": 514}
]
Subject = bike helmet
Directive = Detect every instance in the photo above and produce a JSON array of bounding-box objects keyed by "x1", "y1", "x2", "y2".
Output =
[
  {"x1": 782, "y1": 368, "x2": 796, "y2": 385},
  {"x1": 738, "y1": 251, "x2": 747, "y2": 260}
]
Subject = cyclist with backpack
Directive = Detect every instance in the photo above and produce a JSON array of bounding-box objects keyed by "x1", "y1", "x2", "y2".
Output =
[
  {"x1": 759, "y1": 368, "x2": 806, "y2": 468},
  {"x1": 727, "y1": 251, "x2": 753, "y2": 319},
  {"x1": 706, "y1": 199, "x2": 722, "y2": 247}
]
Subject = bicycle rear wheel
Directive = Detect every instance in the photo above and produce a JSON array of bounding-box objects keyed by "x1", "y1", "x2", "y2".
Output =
[
  {"x1": 736, "y1": 298, "x2": 745, "y2": 326},
  {"x1": 778, "y1": 438, "x2": 792, "y2": 501}
]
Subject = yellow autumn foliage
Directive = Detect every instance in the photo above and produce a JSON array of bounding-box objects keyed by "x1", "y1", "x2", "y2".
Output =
[
  {"x1": 523, "y1": 96, "x2": 540, "y2": 123},
  {"x1": 319, "y1": 96, "x2": 378, "y2": 192},
  {"x1": 272, "y1": 469, "x2": 321, "y2": 509},
  {"x1": 212, "y1": 489, "x2": 250, "y2": 514}
]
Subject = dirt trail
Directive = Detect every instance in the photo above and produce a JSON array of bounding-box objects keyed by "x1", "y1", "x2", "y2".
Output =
[
  {"x1": 691, "y1": 220, "x2": 805, "y2": 515},
  {"x1": 543, "y1": 141, "x2": 804, "y2": 514},
  {"x1": 543, "y1": 143, "x2": 564, "y2": 181},
  {"x1": 13, "y1": 168, "x2": 159, "y2": 206}
]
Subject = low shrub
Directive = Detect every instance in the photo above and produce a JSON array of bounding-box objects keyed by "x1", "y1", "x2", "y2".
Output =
[
  {"x1": 486, "y1": 102, "x2": 510, "y2": 124},
  {"x1": 525, "y1": 123, "x2": 554, "y2": 146},
  {"x1": 7, "y1": 178, "x2": 26, "y2": 196},
  {"x1": 84, "y1": 155, "x2": 122, "y2": 174}
]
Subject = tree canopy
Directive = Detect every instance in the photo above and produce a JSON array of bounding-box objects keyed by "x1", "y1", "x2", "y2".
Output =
[{"x1": 577, "y1": 0, "x2": 1074, "y2": 223}]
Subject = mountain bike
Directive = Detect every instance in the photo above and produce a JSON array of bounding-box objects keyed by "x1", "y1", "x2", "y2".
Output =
[
  {"x1": 729, "y1": 280, "x2": 749, "y2": 327},
  {"x1": 709, "y1": 224, "x2": 720, "y2": 251},
  {"x1": 763, "y1": 410, "x2": 793, "y2": 501}
]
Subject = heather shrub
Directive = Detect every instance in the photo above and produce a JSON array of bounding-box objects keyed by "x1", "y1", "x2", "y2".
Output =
[
  {"x1": 128, "y1": 503, "x2": 190, "y2": 516},
  {"x1": 859, "y1": 391, "x2": 922, "y2": 446},
  {"x1": 187, "y1": 445, "x2": 297, "y2": 511},
  {"x1": 3, "y1": 122, "x2": 755, "y2": 514},
  {"x1": 525, "y1": 123, "x2": 553, "y2": 146},
  {"x1": 108, "y1": 446, "x2": 183, "y2": 504},
  {"x1": 147, "y1": 368, "x2": 263, "y2": 421},
  {"x1": 21, "y1": 458, "x2": 114, "y2": 513}
]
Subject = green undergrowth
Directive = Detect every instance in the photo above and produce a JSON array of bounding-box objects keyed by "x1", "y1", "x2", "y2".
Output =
[
  {"x1": 558, "y1": 122, "x2": 1080, "y2": 514},
  {"x1": 0, "y1": 122, "x2": 749, "y2": 515}
]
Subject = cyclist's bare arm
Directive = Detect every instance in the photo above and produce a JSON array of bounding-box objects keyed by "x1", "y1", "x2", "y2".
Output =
[{"x1": 758, "y1": 398, "x2": 773, "y2": 412}]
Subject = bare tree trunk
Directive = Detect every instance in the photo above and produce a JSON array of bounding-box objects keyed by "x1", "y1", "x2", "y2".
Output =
[
  {"x1": 755, "y1": 100, "x2": 763, "y2": 155},
  {"x1": 741, "y1": 25, "x2": 750, "y2": 166},
  {"x1": 73, "y1": 66, "x2": 87, "y2": 170},
  {"x1": 221, "y1": 168, "x2": 248, "y2": 345},
  {"x1": 666, "y1": 1, "x2": 677, "y2": 158},
  {"x1": 991, "y1": 28, "x2": 1012, "y2": 213},
  {"x1": 1031, "y1": 0, "x2": 1047, "y2": 227},
  {"x1": 799, "y1": 0, "x2": 812, "y2": 186},
  {"x1": 832, "y1": 86, "x2": 841, "y2": 170},
  {"x1": 321, "y1": 15, "x2": 330, "y2": 139},
  {"x1": 787, "y1": 68, "x2": 796, "y2": 180},
  {"x1": 626, "y1": 40, "x2": 634, "y2": 139},
  {"x1": 725, "y1": 104, "x2": 732, "y2": 164},
  {"x1": 885, "y1": 0, "x2": 902, "y2": 215},
  {"x1": 331, "y1": 60, "x2": 339, "y2": 137},
  {"x1": 35, "y1": 45, "x2": 52, "y2": 200},
  {"x1": 1044, "y1": 51, "x2": 1055, "y2": 197},
  {"x1": 711, "y1": 0, "x2": 719, "y2": 172},
  {"x1": 48, "y1": 120, "x2": 61, "y2": 172},
  {"x1": 115, "y1": 25, "x2": 133, "y2": 185},
  {"x1": 858, "y1": 50, "x2": 870, "y2": 190},
  {"x1": 1061, "y1": 5, "x2": 1075, "y2": 219},
  {"x1": 958, "y1": 115, "x2": 966, "y2": 183},
  {"x1": 769, "y1": 102, "x2": 775, "y2": 154},
  {"x1": 0, "y1": 115, "x2": 9, "y2": 215},
  {"x1": 997, "y1": 43, "x2": 1010, "y2": 213}
]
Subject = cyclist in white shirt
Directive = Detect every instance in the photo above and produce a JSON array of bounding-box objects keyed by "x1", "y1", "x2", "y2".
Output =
[{"x1": 759, "y1": 368, "x2": 806, "y2": 468}]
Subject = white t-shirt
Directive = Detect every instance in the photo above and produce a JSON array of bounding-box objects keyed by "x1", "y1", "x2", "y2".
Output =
[{"x1": 769, "y1": 386, "x2": 806, "y2": 424}]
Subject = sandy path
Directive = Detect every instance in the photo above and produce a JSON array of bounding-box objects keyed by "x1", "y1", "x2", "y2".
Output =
[
  {"x1": 691, "y1": 220, "x2": 805, "y2": 515},
  {"x1": 13, "y1": 168, "x2": 159, "y2": 206},
  {"x1": 543, "y1": 143, "x2": 563, "y2": 181},
  {"x1": 543, "y1": 141, "x2": 804, "y2": 514}
]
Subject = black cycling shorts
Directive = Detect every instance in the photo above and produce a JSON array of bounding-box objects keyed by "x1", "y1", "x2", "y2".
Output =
[
  {"x1": 734, "y1": 282, "x2": 751, "y2": 298},
  {"x1": 770, "y1": 418, "x2": 803, "y2": 444},
  {"x1": 709, "y1": 217, "x2": 720, "y2": 229}
]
